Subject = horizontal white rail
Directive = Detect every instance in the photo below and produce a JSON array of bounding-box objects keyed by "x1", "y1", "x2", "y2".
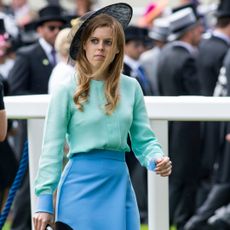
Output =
[
  {"x1": 4, "y1": 95, "x2": 230, "y2": 230},
  {"x1": 5, "y1": 95, "x2": 230, "y2": 120}
]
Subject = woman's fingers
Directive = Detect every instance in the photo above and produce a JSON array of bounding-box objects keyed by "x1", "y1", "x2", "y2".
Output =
[
  {"x1": 33, "y1": 213, "x2": 53, "y2": 230},
  {"x1": 155, "y1": 156, "x2": 172, "y2": 176}
]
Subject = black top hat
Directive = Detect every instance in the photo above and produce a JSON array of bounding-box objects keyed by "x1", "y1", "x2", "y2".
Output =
[
  {"x1": 0, "y1": 18, "x2": 6, "y2": 34},
  {"x1": 69, "y1": 3, "x2": 133, "y2": 61},
  {"x1": 125, "y1": 25, "x2": 151, "y2": 43},
  {"x1": 36, "y1": 5, "x2": 67, "y2": 27},
  {"x1": 216, "y1": 0, "x2": 230, "y2": 18},
  {"x1": 168, "y1": 7, "x2": 199, "y2": 41}
]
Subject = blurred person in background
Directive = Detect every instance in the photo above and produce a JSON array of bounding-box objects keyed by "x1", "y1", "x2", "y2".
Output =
[
  {"x1": 0, "y1": 73, "x2": 18, "y2": 212},
  {"x1": 10, "y1": 0, "x2": 37, "y2": 28},
  {"x1": 0, "y1": 0, "x2": 12, "y2": 15},
  {"x1": 48, "y1": 27, "x2": 74, "y2": 94},
  {"x1": 137, "y1": 0, "x2": 168, "y2": 28},
  {"x1": 184, "y1": 4, "x2": 230, "y2": 225},
  {"x1": 140, "y1": 17, "x2": 169, "y2": 95},
  {"x1": 74, "y1": 0, "x2": 95, "y2": 16},
  {"x1": 123, "y1": 24, "x2": 154, "y2": 224},
  {"x1": 123, "y1": 25, "x2": 154, "y2": 96},
  {"x1": 191, "y1": 0, "x2": 230, "y2": 216},
  {"x1": 47, "y1": 0, "x2": 95, "y2": 17},
  {"x1": 157, "y1": 6, "x2": 203, "y2": 230},
  {"x1": 7, "y1": 5, "x2": 66, "y2": 230},
  {"x1": 0, "y1": 16, "x2": 18, "y2": 212}
]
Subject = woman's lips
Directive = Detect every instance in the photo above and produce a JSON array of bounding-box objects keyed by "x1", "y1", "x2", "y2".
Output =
[{"x1": 94, "y1": 55, "x2": 105, "y2": 60}]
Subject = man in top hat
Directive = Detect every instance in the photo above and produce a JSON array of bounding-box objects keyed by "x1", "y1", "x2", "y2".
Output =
[
  {"x1": 123, "y1": 24, "x2": 154, "y2": 224},
  {"x1": 8, "y1": 4, "x2": 66, "y2": 95},
  {"x1": 184, "y1": 1, "x2": 230, "y2": 229},
  {"x1": 7, "y1": 5, "x2": 66, "y2": 230},
  {"x1": 157, "y1": 6, "x2": 203, "y2": 230},
  {"x1": 123, "y1": 25, "x2": 154, "y2": 96},
  {"x1": 196, "y1": 0, "x2": 230, "y2": 191},
  {"x1": 192, "y1": 0, "x2": 230, "y2": 218},
  {"x1": 198, "y1": 0, "x2": 230, "y2": 96},
  {"x1": 140, "y1": 17, "x2": 170, "y2": 95}
]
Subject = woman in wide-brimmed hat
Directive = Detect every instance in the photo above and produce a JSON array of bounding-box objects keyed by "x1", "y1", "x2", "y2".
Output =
[{"x1": 33, "y1": 3, "x2": 172, "y2": 230}]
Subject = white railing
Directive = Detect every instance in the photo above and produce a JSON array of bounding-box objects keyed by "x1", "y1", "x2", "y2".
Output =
[{"x1": 5, "y1": 95, "x2": 230, "y2": 230}]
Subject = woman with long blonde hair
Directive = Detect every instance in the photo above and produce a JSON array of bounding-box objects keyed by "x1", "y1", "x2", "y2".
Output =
[{"x1": 33, "y1": 3, "x2": 172, "y2": 230}]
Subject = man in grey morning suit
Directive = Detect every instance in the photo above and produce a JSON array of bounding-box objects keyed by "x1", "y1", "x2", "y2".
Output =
[{"x1": 157, "y1": 6, "x2": 203, "y2": 230}]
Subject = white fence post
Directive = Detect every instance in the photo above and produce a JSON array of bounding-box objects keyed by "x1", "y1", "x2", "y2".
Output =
[
  {"x1": 27, "y1": 119, "x2": 45, "y2": 230},
  {"x1": 148, "y1": 120, "x2": 169, "y2": 230}
]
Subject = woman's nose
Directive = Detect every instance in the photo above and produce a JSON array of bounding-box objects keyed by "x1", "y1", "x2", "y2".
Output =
[{"x1": 97, "y1": 41, "x2": 104, "y2": 50}]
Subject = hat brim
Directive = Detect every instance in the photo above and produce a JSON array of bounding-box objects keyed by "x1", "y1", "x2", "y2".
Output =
[
  {"x1": 36, "y1": 16, "x2": 67, "y2": 27},
  {"x1": 69, "y1": 3, "x2": 133, "y2": 61},
  {"x1": 149, "y1": 32, "x2": 168, "y2": 42},
  {"x1": 215, "y1": 12, "x2": 230, "y2": 18},
  {"x1": 167, "y1": 21, "x2": 199, "y2": 42}
]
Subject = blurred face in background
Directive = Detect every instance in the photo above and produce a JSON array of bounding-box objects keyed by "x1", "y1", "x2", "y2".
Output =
[
  {"x1": 12, "y1": 0, "x2": 27, "y2": 9},
  {"x1": 37, "y1": 21, "x2": 64, "y2": 46},
  {"x1": 190, "y1": 22, "x2": 204, "y2": 47},
  {"x1": 125, "y1": 40, "x2": 145, "y2": 60},
  {"x1": 0, "y1": 34, "x2": 10, "y2": 61}
]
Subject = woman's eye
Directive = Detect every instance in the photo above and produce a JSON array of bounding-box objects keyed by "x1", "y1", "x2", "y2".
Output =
[
  {"x1": 104, "y1": 40, "x2": 112, "y2": 46},
  {"x1": 91, "y1": 39, "x2": 98, "y2": 44}
]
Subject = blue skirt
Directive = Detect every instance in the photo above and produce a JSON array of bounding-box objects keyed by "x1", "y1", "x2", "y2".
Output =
[{"x1": 55, "y1": 149, "x2": 140, "y2": 230}]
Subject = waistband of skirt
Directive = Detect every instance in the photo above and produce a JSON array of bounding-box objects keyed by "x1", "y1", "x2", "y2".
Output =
[{"x1": 70, "y1": 149, "x2": 125, "y2": 161}]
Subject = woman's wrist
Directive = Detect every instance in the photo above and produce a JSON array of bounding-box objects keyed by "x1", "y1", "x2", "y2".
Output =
[{"x1": 36, "y1": 194, "x2": 54, "y2": 214}]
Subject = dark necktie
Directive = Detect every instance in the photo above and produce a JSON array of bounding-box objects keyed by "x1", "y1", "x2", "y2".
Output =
[
  {"x1": 51, "y1": 48, "x2": 57, "y2": 66},
  {"x1": 137, "y1": 65, "x2": 153, "y2": 95}
]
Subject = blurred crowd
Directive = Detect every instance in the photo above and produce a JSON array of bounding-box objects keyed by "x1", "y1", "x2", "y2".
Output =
[{"x1": 1, "y1": 0, "x2": 230, "y2": 230}]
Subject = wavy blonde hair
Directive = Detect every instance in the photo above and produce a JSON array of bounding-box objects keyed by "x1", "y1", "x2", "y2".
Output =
[{"x1": 72, "y1": 14, "x2": 125, "y2": 115}]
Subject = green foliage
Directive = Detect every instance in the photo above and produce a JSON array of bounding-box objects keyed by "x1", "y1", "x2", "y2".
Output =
[
  {"x1": 2, "y1": 222, "x2": 11, "y2": 230},
  {"x1": 141, "y1": 225, "x2": 148, "y2": 230},
  {"x1": 140, "y1": 224, "x2": 176, "y2": 230}
]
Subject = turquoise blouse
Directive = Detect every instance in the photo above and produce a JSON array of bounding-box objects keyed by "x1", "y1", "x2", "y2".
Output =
[{"x1": 35, "y1": 74, "x2": 164, "y2": 214}]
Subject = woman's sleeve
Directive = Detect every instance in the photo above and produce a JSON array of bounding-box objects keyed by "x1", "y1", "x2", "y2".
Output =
[
  {"x1": 129, "y1": 81, "x2": 164, "y2": 168},
  {"x1": 34, "y1": 84, "x2": 70, "y2": 214}
]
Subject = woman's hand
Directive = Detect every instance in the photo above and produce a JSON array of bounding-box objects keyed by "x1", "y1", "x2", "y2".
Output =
[
  {"x1": 33, "y1": 212, "x2": 53, "y2": 230},
  {"x1": 155, "y1": 156, "x2": 172, "y2": 177}
]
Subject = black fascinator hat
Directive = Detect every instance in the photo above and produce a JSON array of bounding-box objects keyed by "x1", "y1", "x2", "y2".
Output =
[{"x1": 68, "y1": 3, "x2": 133, "y2": 61}]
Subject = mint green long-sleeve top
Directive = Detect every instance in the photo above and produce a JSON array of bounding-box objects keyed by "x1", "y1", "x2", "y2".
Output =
[{"x1": 35, "y1": 74, "x2": 163, "y2": 213}]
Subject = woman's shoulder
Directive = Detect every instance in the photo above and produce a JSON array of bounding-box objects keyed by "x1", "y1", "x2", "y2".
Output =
[
  {"x1": 120, "y1": 74, "x2": 143, "y2": 98},
  {"x1": 120, "y1": 74, "x2": 139, "y2": 88},
  {"x1": 51, "y1": 72, "x2": 77, "y2": 96},
  {"x1": 61, "y1": 72, "x2": 77, "y2": 88}
]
